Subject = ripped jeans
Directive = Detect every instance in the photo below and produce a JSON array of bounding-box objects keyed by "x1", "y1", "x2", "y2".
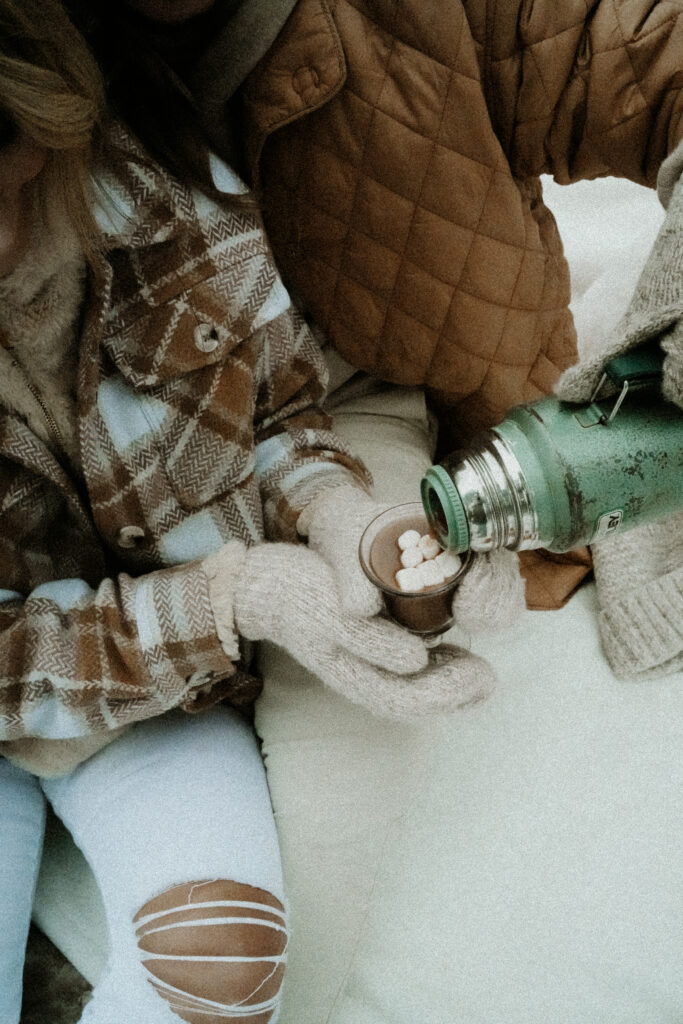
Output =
[{"x1": 0, "y1": 706, "x2": 287, "y2": 1024}]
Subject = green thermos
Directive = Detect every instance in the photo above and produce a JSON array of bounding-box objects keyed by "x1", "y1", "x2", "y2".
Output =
[{"x1": 421, "y1": 345, "x2": 683, "y2": 554}]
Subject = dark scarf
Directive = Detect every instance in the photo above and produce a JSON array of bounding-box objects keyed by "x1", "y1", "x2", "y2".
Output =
[{"x1": 146, "y1": 0, "x2": 298, "y2": 168}]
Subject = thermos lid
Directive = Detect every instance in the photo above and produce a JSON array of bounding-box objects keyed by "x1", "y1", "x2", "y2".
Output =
[{"x1": 420, "y1": 465, "x2": 470, "y2": 553}]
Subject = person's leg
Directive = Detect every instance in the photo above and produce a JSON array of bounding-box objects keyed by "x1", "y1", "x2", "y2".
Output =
[
  {"x1": 255, "y1": 383, "x2": 439, "y2": 1024},
  {"x1": 42, "y1": 707, "x2": 286, "y2": 1024},
  {"x1": 0, "y1": 757, "x2": 46, "y2": 1024}
]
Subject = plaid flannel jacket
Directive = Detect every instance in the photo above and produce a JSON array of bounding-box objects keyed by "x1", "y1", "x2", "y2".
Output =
[{"x1": 0, "y1": 122, "x2": 368, "y2": 745}]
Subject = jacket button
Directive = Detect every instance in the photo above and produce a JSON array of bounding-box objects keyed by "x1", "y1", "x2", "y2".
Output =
[
  {"x1": 193, "y1": 323, "x2": 219, "y2": 353},
  {"x1": 292, "y1": 65, "x2": 320, "y2": 94},
  {"x1": 116, "y1": 525, "x2": 145, "y2": 549}
]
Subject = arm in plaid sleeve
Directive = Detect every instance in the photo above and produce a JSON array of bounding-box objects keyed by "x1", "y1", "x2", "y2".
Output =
[
  {"x1": 251, "y1": 305, "x2": 372, "y2": 541},
  {"x1": 0, "y1": 558, "x2": 236, "y2": 742}
]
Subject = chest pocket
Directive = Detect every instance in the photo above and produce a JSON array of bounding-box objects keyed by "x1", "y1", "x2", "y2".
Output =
[
  {"x1": 100, "y1": 238, "x2": 290, "y2": 507},
  {"x1": 100, "y1": 246, "x2": 290, "y2": 508}
]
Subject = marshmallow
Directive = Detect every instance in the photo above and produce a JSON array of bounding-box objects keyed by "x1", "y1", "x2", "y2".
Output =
[
  {"x1": 418, "y1": 534, "x2": 441, "y2": 560},
  {"x1": 395, "y1": 567, "x2": 424, "y2": 592},
  {"x1": 397, "y1": 529, "x2": 421, "y2": 551},
  {"x1": 400, "y1": 546, "x2": 424, "y2": 568},
  {"x1": 394, "y1": 529, "x2": 452, "y2": 591},
  {"x1": 417, "y1": 558, "x2": 447, "y2": 587},
  {"x1": 434, "y1": 550, "x2": 462, "y2": 578},
  {"x1": 393, "y1": 529, "x2": 461, "y2": 592}
]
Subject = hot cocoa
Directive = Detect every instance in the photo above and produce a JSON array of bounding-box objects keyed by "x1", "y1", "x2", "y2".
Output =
[{"x1": 359, "y1": 504, "x2": 470, "y2": 638}]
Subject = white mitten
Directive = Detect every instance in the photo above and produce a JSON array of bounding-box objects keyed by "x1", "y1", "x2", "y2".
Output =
[
  {"x1": 204, "y1": 541, "x2": 496, "y2": 720},
  {"x1": 298, "y1": 485, "x2": 526, "y2": 632},
  {"x1": 297, "y1": 485, "x2": 388, "y2": 617},
  {"x1": 451, "y1": 549, "x2": 527, "y2": 633},
  {"x1": 556, "y1": 172, "x2": 683, "y2": 410}
]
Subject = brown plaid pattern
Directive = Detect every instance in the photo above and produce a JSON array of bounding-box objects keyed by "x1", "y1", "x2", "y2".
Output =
[{"x1": 0, "y1": 122, "x2": 368, "y2": 742}]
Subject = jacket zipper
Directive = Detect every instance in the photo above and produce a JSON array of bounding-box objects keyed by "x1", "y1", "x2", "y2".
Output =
[{"x1": 0, "y1": 332, "x2": 68, "y2": 456}]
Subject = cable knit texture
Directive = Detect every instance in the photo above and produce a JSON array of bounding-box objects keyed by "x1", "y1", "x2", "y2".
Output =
[{"x1": 225, "y1": 542, "x2": 496, "y2": 719}]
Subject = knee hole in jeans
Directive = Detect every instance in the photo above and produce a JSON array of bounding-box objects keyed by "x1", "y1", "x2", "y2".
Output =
[{"x1": 134, "y1": 879, "x2": 287, "y2": 1023}]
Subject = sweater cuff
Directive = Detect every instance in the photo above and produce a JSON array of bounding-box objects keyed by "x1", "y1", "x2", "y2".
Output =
[
  {"x1": 202, "y1": 540, "x2": 249, "y2": 660},
  {"x1": 598, "y1": 565, "x2": 683, "y2": 679},
  {"x1": 657, "y1": 140, "x2": 683, "y2": 209}
]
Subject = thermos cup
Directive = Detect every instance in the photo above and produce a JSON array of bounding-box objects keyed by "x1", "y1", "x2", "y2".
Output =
[{"x1": 421, "y1": 344, "x2": 683, "y2": 554}]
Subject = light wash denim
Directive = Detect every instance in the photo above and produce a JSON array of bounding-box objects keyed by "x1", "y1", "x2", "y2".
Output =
[
  {"x1": 0, "y1": 757, "x2": 46, "y2": 1022},
  {"x1": 1, "y1": 706, "x2": 284, "y2": 1023}
]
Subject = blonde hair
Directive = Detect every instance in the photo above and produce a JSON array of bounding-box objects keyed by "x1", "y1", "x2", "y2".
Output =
[{"x1": 0, "y1": 0, "x2": 105, "y2": 254}]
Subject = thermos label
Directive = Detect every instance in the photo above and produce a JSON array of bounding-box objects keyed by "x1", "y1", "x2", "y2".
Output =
[{"x1": 595, "y1": 509, "x2": 623, "y2": 539}]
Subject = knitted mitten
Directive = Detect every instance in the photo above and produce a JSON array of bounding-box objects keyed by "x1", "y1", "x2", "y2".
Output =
[
  {"x1": 556, "y1": 172, "x2": 683, "y2": 410},
  {"x1": 451, "y1": 549, "x2": 527, "y2": 633},
  {"x1": 297, "y1": 485, "x2": 387, "y2": 616},
  {"x1": 204, "y1": 541, "x2": 496, "y2": 719},
  {"x1": 298, "y1": 485, "x2": 527, "y2": 633}
]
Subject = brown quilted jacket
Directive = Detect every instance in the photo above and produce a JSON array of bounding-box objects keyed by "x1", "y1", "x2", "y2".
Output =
[{"x1": 237, "y1": 0, "x2": 683, "y2": 442}]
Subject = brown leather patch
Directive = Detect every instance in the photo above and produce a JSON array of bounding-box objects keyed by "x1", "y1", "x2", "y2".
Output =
[{"x1": 520, "y1": 547, "x2": 593, "y2": 610}]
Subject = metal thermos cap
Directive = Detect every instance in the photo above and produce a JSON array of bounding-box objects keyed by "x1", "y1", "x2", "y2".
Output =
[{"x1": 420, "y1": 465, "x2": 470, "y2": 553}]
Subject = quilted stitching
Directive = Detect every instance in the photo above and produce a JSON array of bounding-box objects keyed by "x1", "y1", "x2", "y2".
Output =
[
  {"x1": 243, "y1": 0, "x2": 682, "y2": 435},
  {"x1": 250, "y1": 0, "x2": 573, "y2": 430}
]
